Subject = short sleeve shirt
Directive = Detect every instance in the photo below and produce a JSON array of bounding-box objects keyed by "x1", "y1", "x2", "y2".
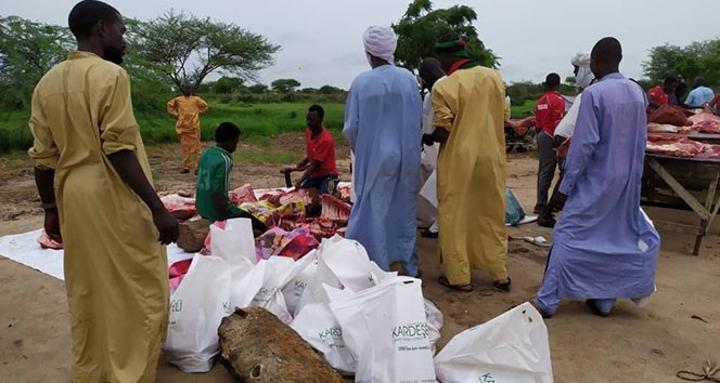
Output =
[{"x1": 305, "y1": 128, "x2": 338, "y2": 178}]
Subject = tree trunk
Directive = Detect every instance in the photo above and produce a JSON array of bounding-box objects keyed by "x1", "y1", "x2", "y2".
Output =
[{"x1": 218, "y1": 308, "x2": 344, "y2": 383}]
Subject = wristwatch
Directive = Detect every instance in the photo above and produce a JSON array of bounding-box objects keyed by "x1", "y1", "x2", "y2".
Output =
[{"x1": 41, "y1": 201, "x2": 57, "y2": 211}]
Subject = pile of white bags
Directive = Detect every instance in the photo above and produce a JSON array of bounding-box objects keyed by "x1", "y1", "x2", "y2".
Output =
[{"x1": 162, "y1": 218, "x2": 554, "y2": 383}]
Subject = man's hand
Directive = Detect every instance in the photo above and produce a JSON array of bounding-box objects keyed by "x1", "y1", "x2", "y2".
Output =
[
  {"x1": 281, "y1": 167, "x2": 295, "y2": 174},
  {"x1": 44, "y1": 209, "x2": 62, "y2": 243},
  {"x1": 555, "y1": 138, "x2": 571, "y2": 159},
  {"x1": 152, "y1": 209, "x2": 179, "y2": 245}
]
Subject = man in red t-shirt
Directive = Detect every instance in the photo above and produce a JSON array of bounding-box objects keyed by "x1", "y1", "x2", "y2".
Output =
[
  {"x1": 648, "y1": 76, "x2": 679, "y2": 108},
  {"x1": 534, "y1": 73, "x2": 565, "y2": 213},
  {"x1": 282, "y1": 104, "x2": 339, "y2": 194}
]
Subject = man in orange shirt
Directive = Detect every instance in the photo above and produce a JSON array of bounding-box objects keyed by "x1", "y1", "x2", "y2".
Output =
[
  {"x1": 534, "y1": 73, "x2": 565, "y2": 214},
  {"x1": 167, "y1": 83, "x2": 209, "y2": 173}
]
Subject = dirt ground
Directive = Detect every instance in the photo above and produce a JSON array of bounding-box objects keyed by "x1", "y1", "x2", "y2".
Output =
[{"x1": 1, "y1": 137, "x2": 719, "y2": 383}]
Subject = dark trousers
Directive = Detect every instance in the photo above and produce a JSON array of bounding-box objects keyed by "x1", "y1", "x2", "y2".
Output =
[
  {"x1": 541, "y1": 136, "x2": 568, "y2": 218},
  {"x1": 536, "y1": 131, "x2": 558, "y2": 209}
]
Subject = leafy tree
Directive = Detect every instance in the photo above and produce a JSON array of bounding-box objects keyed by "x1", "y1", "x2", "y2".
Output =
[
  {"x1": 211, "y1": 76, "x2": 246, "y2": 94},
  {"x1": 247, "y1": 84, "x2": 269, "y2": 93},
  {"x1": 392, "y1": 0, "x2": 498, "y2": 72},
  {"x1": 271, "y1": 78, "x2": 301, "y2": 93},
  {"x1": 0, "y1": 16, "x2": 74, "y2": 108},
  {"x1": 319, "y1": 85, "x2": 343, "y2": 94},
  {"x1": 643, "y1": 39, "x2": 720, "y2": 87},
  {"x1": 130, "y1": 11, "x2": 279, "y2": 90}
]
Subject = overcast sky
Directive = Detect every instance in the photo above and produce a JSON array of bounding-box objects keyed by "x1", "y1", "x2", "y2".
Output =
[{"x1": 3, "y1": 0, "x2": 719, "y2": 88}]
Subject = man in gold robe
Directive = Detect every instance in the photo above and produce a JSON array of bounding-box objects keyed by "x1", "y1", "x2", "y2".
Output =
[
  {"x1": 167, "y1": 83, "x2": 209, "y2": 173},
  {"x1": 28, "y1": 1, "x2": 178, "y2": 381},
  {"x1": 426, "y1": 33, "x2": 511, "y2": 292}
]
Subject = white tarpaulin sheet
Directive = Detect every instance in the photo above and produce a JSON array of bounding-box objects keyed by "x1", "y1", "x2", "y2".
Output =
[{"x1": 0, "y1": 229, "x2": 194, "y2": 281}]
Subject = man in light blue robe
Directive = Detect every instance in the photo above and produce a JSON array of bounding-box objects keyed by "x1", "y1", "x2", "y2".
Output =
[
  {"x1": 533, "y1": 37, "x2": 660, "y2": 317},
  {"x1": 343, "y1": 26, "x2": 422, "y2": 276}
]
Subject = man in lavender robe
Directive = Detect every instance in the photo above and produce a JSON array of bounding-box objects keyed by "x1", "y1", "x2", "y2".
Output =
[{"x1": 532, "y1": 37, "x2": 660, "y2": 317}]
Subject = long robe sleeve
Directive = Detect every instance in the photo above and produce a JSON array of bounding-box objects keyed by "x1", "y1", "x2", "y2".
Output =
[
  {"x1": 99, "y1": 70, "x2": 141, "y2": 155},
  {"x1": 28, "y1": 88, "x2": 59, "y2": 170},
  {"x1": 343, "y1": 84, "x2": 360, "y2": 151},
  {"x1": 559, "y1": 90, "x2": 599, "y2": 196}
]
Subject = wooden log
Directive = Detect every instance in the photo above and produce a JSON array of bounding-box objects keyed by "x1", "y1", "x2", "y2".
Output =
[{"x1": 218, "y1": 307, "x2": 344, "y2": 383}]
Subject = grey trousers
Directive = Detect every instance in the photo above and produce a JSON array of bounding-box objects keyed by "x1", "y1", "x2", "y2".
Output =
[{"x1": 536, "y1": 131, "x2": 557, "y2": 208}]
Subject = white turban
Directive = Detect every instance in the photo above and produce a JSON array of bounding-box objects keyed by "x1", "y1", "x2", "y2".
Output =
[
  {"x1": 572, "y1": 52, "x2": 593, "y2": 89},
  {"x1": 363, "y1": 26, "x2": 398, "y2": 64}
]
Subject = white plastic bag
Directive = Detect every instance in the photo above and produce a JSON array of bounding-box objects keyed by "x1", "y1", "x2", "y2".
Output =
[
  {"x1": 229, "y1": 260, "x2": 266, "y2": 309},
  {"x1": 290, "y1": 303, "x2": 356, "y2": 374},
  {"x1": 419, "y1": 170, "x2": 438, "y2": 207},
  {"x1": 282, "y1": 250, "x2": 319, "y2": 316},
  {"x1": 163, "y1": 254, "x2": 232, "y2": 372},
  {"x1": 424, "y1": 299, "x2": 443, "y2": 354},
  {"x1": 328, "y1": 277, "x2": 436, "y2": 383},
  {"x1": 248, "y1": 256, "x2": 296, "y2": 324},
  {"x1": 210, "y1": 218, "x2": 256, "y2": 266},
  {"x1": 434, "y1": 302, "x2": 553, "y2": 383},
  {"x1": 295, "y1": 237, "x2": 375, "y2": 313}
]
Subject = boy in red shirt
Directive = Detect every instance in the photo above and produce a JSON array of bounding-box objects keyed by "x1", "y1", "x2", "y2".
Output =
[
  {"x1": 282, "y1": 104, "x2": 339, "y2": 194},
  {"x1": 534, "y1": 73, "x2": 565, "y2": 214}
]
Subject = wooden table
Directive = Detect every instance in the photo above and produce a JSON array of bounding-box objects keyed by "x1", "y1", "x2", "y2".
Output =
[
  {"x1": 642, "y1": 153, "x2": 720, "y2": 255},
  {"x1": 688, "y1": 133, "x2": 720, "y2": 144}
]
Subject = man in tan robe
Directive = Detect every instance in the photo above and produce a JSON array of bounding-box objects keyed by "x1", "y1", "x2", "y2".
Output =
[{"x1": 28, "y1": 1, "x2": 178, "y2": 381}]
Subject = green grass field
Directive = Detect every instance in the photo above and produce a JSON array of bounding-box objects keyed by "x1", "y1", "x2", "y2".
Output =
[
  {"x1": 511, "y1": 99, "x2": 535, "y2": 119},
  {"x1": 0, "y1": 103, "x2": 345, "y2": 154},
  {"x1": 0, "y1": 99, "x2": 533, "y2": 154}
]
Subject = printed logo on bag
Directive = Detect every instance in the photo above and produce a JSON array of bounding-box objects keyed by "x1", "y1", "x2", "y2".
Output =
[
  {"x1": 251, "y1": 287, "x2": 279, "y2": 307},
  {"x1": 170, "y1": 299, "x2": 183, "y2": 313},
  {"x1": 292, "y1": 280, "x2": 308, "y2": 295},
  {"x1": 392, "y1": 322, "x2": 430, "y2": 349},
  {"x1": 477, "y1": 373, "x2": 496, "y2": 383},
  {"x1": 318, "y1": 326, "x2": 345, "y2": 348},
  {"x1": 222, "y1": 300, "x2": 232, "y2": 314}
]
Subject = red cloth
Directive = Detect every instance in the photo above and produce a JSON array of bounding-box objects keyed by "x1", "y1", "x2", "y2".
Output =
[
  {"x1": 305, "y1": 128, "x2": 338, "y2": 178},
  {"x1": 710, "y1": 93, "x2": 720, "y2": 108},
  {"x1": 535, "y1": 91, "x2": 566, "y2": 136},
  {"x1": 648, "y1": 85, "x2": 669, "y2": 106}
]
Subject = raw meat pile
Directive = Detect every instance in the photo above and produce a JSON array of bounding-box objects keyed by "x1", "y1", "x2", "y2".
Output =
[
  {"x1": 646, "y1": 133, "x2": 720, "y2": 159},
  {"x1": 646, "y1": 134, "x2": 705, "y2": 158},
  {"x1": 162, "y1": 184, "x2": 352, "y2": 240},
  {"x1": 688, "y1": 113, "x2": 720, "y2": 134},
  {"x1": 646, "y1": 111, "x2": 720, "y2": 159}
]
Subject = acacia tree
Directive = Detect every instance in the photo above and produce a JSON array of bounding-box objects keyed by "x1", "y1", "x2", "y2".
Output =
[
  {"x1": 392, "y1": 0, "x2": 499, "y2": 72},
  {"x1": 643, "y1": 39, "x2": 720, "y2": 87},
  {"x1": 131, "y1": 11, "x2": 280, "y2": 90},
  {"x1": 271, "y1": 79, "x2": 301, "y2": 93},
  {"x1": 0, "y1": 16, "x2": 74, "y2": 107}
]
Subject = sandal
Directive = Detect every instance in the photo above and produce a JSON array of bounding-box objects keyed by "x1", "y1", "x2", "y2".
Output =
[
  {"x1": 493, "y1": 278, "x2": 512, "y2": 292},
  {"x1": 438, "y1": 276, "x2": 473, "y2": 292}
]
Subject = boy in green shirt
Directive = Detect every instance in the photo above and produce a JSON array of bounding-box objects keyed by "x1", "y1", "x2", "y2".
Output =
[{"x1": 196, "y1": 122, "x2": 266, "y2": 233}]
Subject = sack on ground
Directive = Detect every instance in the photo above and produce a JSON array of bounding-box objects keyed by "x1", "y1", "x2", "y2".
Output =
[
  {"x1": 424, "y1": 299, "x2": 444, "y2": 354},
  {"x1": 163, "y1": 254, "x2": 232, "y2": 373},
  {"x1": 328, "y1": 277, "x2": 436, "y2": 383},
  {"x1": 434, "y1": 302, "x2": 553, "y2": 383},
  {"x1": 505, "y1": 187, "x2": 526, "y2": 226},
  {"x1": 282, "y1": 250, "x2": 319, "y2": 316},
  {"x1": 290, "y1": 302, "x2": 356, "y2": 374},
  {"x1": 210, "y1": 218, "x2": 256, "y2": 265},
  {"x1": 248, "y1": 256, "x2": 296, "y2": 324},
  {"x1": 295, "y1": 236, "x2": 375, "y2": 313}
]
